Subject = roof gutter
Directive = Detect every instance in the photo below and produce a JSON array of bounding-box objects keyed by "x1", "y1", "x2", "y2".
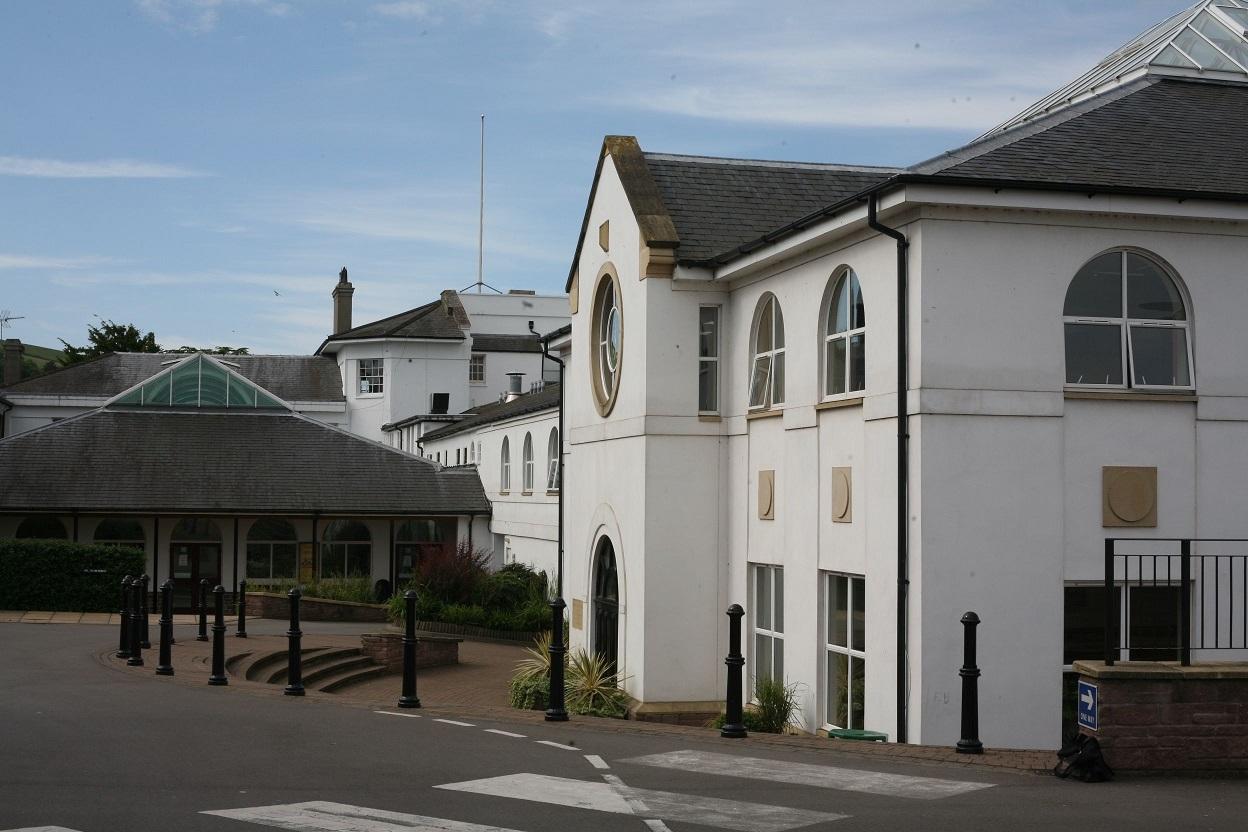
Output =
[{"x1": 868, "y1": 193, "x2": 910, "y2": 745}]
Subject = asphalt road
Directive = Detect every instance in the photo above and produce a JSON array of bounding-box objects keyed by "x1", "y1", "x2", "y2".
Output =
[{"x1": 1, "y1": 624, "x2": 1245, "y2": 831}]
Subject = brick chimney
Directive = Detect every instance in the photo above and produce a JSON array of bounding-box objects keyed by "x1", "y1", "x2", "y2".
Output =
[
  {"x1": 332, "y1": 267, "x2": 354, "y2": 335},
  {"x1": 2, "y1": 339, "x2": 23, "y2": 387}
]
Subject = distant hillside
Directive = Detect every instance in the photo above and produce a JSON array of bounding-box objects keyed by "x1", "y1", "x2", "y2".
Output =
[{"x1": 23, "y1": 344, "x2": 65, "y2": 365}]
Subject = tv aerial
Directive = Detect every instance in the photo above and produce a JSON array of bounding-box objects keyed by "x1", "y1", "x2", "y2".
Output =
[{"x1": 0, "y1": 310, "x2": 24, "y2": 340}]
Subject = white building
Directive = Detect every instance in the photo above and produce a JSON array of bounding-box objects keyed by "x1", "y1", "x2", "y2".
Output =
[{"x1": 561, "y1": 2, "x2": 1248, "y2": 746}]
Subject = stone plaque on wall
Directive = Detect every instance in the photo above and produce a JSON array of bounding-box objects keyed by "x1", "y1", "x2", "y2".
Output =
[
  {"x1": 571, "y1": 598, "x2": 584, "y2": 630},
  {"x1": 1102, "y1": 466, "x2": 1158, "y2": 527},
  {"x1": 832, "y1": 467, "x2": 852, "y2": 523},
  {"x1": 758, "y1": 469, "x2": 775, "y2": 520}
]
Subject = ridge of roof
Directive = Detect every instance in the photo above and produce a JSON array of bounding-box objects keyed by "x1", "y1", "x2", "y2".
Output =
[
  {"x1": 643, "y1": 152, "x2": 902, "y2": 174},
  {"x1": 323, "y1": 298, "x2": 464, "y2": 342}
]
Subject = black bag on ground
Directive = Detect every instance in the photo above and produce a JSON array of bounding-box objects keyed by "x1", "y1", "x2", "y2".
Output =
[{"x1": 1054, "y1": 732, "x2": 1114, "y2": 782}]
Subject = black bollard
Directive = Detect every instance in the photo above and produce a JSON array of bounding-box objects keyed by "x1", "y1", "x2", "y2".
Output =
[
  {"x1": 126, "y1": 578, "x2": 145, "y2": 667},
  {"x1": 197, "y1": 578, "x2": 209, "y2": 642},
  {"x1": 140, "y1": 574, "x2": 152, "y2": 649},
  {"x1": 284, "y1": 587, "x2": 304, "y2": 697},
  {"x1": 545, "y1": 597, "x2": 568, "y2": 722},
  {"x1": 236, "y1": 579, "x2": 248, "y2": 638},
  {"x1": 156, "y1": 580, "x2": 175, "y2": 676},
  {"x1": 721, "y1": 604, "x2": 748, "y2": 738},
  {"x1": 116, "y1": 574, "x2": 133, "y2": 659},
  {"x1": 208, "y1": 584, "x2": 228, "y2": 686},
  {"x1": 398, "y1": 590, "x2": 421, "y2": 708},
  {"x1": 956, "y1": 611, "x2": 983, "y2": 755}
]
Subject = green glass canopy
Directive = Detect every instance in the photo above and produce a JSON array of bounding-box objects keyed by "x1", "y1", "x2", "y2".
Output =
[{"x1": 111, "y1": 354, "x2": 287, "y2": 410}]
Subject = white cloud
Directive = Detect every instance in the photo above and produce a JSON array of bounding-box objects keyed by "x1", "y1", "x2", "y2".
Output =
[
  {"x1": 371, "y1": 1, "x2": 429, "y2": 20},
  {"x1": 0, "y1": 254, "x2": 119, "y2": 270},
  {"x1": 0, "y1": 156, "x2": 206, "y2": 179},
  {"x1": 135, "y1": 0, "x2": 293, "y2": 34}
]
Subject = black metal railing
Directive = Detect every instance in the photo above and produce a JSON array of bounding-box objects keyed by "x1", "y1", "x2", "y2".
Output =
[{"x1": 1104, "y1": 538, "x2": 1248, "y2": 666}]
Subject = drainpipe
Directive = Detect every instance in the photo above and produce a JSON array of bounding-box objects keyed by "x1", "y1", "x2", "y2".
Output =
[{"x1": 868, "y1": 193, "x2": 910, "y2": 744}]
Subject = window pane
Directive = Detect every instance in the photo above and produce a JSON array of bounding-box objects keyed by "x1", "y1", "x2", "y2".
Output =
[
  {"x1": 1129, "y1": 585, "x2": 1181, "y2": 661},
  {"x1": 749, "y1": 356, "x2": 771, "y2": 407},
  {"x1": 826, "y1": 338, "x2": 846, "y2": 396},
  {"x1": 772, "y1": 351, "x2": 785, "y2": 404},
  {"x1": 774, "y1": 569, "x2": 784, "y2": 633},
  {"x1": 1130, "y1": 326, "x2": 1190, "y2": 387},
  {"x1": 699, "y1": 361, "x2": 717, "y2": 412},
  {"x1": 850, "y1": 273, "x2": 865, "y2": 329},
  {"x1": 1127, "y1": 254, "x2": 1184, "y2": 321},
  {"x1": 755, "y1": 634, "x2": 773, "y2": 684},
  {"x1": 756, "y1": 300, "x2": 773, "y2": 353},
  {"x1": 848, "y1": 333, "x2": 865, "y2": 393},
  {"x1": 851, "y1": 576, "x2": 866, "y2": 652},
  {"x1": 227, "y1": 373, "x2": 256, "y2": 408},
  {"x1": 849, "y1": 657, "x2": 865, "y2": 730},
  {"x1": 773, "y1": 304, "x2": 784, "y2": 348},
  {"x1": 830, "y1": 277, "x2": 848, "y2": 334},
  {"x1": 271, "y1": 543, "x2": 297, "y2": 579},
  {"x1": 1064, "y1": 252, "x2": 1122, "y2": 317},
  {"x1": 320, "y1": 545, "x2": 344, "y2": 578},
  {"x1": 774, "y1": 637, "x2": 784, "y2": 681},
  {"x1": 831, "y1": 651, "x2": 849, "y2": 727},
  {"x1": 1064, "y1": 585, "x2": 1118, "y2": 665},
  {"x1": 246, "y1": 544, "x2": 270, "y2": 579},
  {"x1": 1065, "y1": 323, "x2": 1123, "y2": 385},
  {"x1": 755, "y1": 567, "x2": 771, "y2": 629},
  {"x1": 1191, "y1": 11, "x2": 1248, "y2": 68},
  {"x1": 1174, "y1": 26, "x2": 1242, "y2": 71},
  {"x1": 200, "y1": 361, "x2": 228, "y2": 406},
  {"x1": 172, "y1": 361, "x2": 199, "y2": 405},
  {"x1": 346, "y1": 543, "x2": 371, "y2": 577},
  {"x1": 829, "y1": 575, "x2": 848, "y2": 647},
  {"x1": 142, "y1": 372, "x2": 171, "y2": 406},
  {"x1": 699, "y1": 307, "x2": 718, "y2": 358}
]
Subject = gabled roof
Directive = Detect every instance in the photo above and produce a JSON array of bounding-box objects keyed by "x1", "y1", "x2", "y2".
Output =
[
  {"x1": 987, "y1": 1, "x2": 1248, "y2": 136},
  {"x1": 317, "y1": 298, "x2": 465, "y2": 353},
  {"x1": 109, "y1": 352, "x2": 288, "y2": 410},
  {"x1": 0, "y1": 408, "x2": 490, "y2": 515},
  {"x1": 421, "y1": 384, "x2": 560, "y2": 443},
  {"x1": 0, "y1": 352, "x2": 344, "y2": 403},
  {"x1": 470, "y1": 333, "x2": 543, "y2": 353}
]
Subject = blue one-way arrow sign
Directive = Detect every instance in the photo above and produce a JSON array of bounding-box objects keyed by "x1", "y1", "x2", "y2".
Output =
[{"x1": 1077, "y1": 680, "x2": 1098, "y2": 731}]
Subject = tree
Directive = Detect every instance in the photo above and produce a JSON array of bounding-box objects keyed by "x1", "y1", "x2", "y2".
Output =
[
  {"x1": 59, "y1": 320, "x2": 160, "y2": 364},
  {"x1": 166, "y1": 346, "x2": 251, "y2": 355}
]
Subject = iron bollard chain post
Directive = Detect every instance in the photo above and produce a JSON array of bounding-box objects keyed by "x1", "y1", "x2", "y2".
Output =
[
  {"x1": 284, "y1": 587, "x2": 304, "y2": 697},
  {"x1": 156, "y1": 579, "x2": 175, "y2": 676},
  {"x1": 116, "y1": 574, "x2": 133, "y2": 659},
  {"x1": 545, "y1": 597, "x2": 568, "y2": 722},
  {"x1": 140, "y1": 574, "x2": 152, "y2": 649},
  {"x1": 126, "y1": 578, "x2": 145, "y2": 667},
  {"x1": 208, "y1": 584, "x2": 228, "y2": 686},
  {"x1": 721, "y1": 604, "x2": 747, "y2": 738},
  {"x1": 956, "y1": 611, "x2": 984, "y2": 755},
  {"x1": 236, "y1": 579, "x2": 248, "y2": 638},
  {"x1": 398, "y1": 590, "x2": 421, "y2": 708},
  {"x1": 197, "y1": 578, "x2": 209, "y2": 642}
]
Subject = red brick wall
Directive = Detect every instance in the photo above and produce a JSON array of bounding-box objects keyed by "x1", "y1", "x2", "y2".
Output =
[
  {"x1": 360, "y1": 633, "x2": 460, "y2": 671},
  {"x1": 248, "y1": 592, "x2": 388, "y2": 623},
  {"x1": 1082, "y1": 674, "x2": 1248, "y2": 773}
]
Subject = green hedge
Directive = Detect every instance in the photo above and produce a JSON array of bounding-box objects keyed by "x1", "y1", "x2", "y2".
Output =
[{"x1": 0, "y1": 539, "x2": 145, "y2": 612}]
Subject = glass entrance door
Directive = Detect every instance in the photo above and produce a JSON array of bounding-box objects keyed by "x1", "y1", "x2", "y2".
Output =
[{"x1": 170, "y1": 543, "x2": 222, "y2": 612}]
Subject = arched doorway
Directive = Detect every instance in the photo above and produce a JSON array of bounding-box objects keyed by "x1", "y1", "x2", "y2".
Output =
[
  {"x1": 591, "y1": 537, "x2": 619, "y2": 673},
  {"x1": 169, "y1": 518, "x2": 222, "y2": 612}
]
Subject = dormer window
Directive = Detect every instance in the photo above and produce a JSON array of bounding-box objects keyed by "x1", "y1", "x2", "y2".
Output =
[{"x1": 359, "y1": 358, "x2": 384, "y2": 395}]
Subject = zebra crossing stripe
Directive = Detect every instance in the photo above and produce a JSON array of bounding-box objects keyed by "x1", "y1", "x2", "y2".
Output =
[
  {"x1": 435, "y1": 772, "x2": 847, "y2": 832},
  {"x1": 202, "y1": 800, "x2": 524, "y2": 832},
  {"x1": 620, "y1": 749, "x2": 994, "y2": 800}
]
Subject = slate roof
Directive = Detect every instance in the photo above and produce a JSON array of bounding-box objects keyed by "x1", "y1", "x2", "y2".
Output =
[
  {"x1": 0, "y1": 409, "x2": 489, "y2": 515},
  {"x1": 643, "y1": 154, "x2": 900, "y2": 265},
  {"x1": 0, "y1": 353, "x2": 344, "y2": 402},
  {"x1": 319, "y1": 299, "x2": 465, "y2": 348},
  {"x1": 421, "y1": 384, "x2": 559, "y2": 443},
  {"x1": 470, "y1": 333, "x2": 542, "y2": 353},
  {"x1": 912, "y1": 77, "x2": 1248, "y2": 198}
]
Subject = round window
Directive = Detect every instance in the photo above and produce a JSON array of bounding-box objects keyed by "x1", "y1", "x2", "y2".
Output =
[{"x1": 592, "y1": 270, "x2": 622, "y2": 414}]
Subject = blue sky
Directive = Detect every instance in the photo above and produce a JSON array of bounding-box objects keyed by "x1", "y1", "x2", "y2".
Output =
[{"x1": 1, "y1": 0, "x2": 1183, "y2": 354}]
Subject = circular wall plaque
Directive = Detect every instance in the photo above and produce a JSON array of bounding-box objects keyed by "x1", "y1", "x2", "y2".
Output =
[
  {"x1": 1108, "y1": 470, "x2": 1154, "y2": 523},
  {"x1": 832, "y1": 469, "x2": 851, "y2": 520}
]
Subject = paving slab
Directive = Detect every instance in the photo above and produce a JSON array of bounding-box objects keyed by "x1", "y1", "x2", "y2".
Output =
[{"x1": 50, "y1": 612, "x2": 84, "y2": 623}]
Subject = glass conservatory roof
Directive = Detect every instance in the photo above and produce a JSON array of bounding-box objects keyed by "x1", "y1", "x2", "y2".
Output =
[
  {"x1": 109, "y1": 353, "x2": 288, "y2": 410},
  {"x1": 987, "y1": 1, "x2": 1248, "y2": 136}
]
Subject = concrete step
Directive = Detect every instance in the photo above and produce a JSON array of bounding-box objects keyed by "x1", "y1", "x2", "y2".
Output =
[
  {"x1": 265, "y1": 647, "x2": 361, "y2": 685},
  {"x1": 318, "y1": 664, "x2": 394, "y2": 693},
  {"x1": 236, "y1": 646, "x2": 330, "y2": 682},
  {"x1": 301, "y1": 655, "x2": 376, "y2": 688}
]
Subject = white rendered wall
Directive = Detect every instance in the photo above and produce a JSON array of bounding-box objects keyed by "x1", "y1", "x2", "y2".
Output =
[{"x1": 335, "y1": 339, "x2": 470, "y2": 442}]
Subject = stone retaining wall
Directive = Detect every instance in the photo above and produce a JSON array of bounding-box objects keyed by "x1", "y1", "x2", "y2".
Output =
[
  {"x1": 249, "y1": 592, "x2": 388, "y2": 623},
  {"x1": 360, "y1": 632, "x2": 460, "y2": 671},
  {"x1": 1075, "y1": 660, "x2": 1248, "y2": 774}
]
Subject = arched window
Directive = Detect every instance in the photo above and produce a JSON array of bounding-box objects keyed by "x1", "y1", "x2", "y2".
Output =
[
  {"x1": 748, "y1": 294, "x2": 785, "y2": 409},
  {"x1": 546, "y1": 427, "x2": 560, "y2": 491},
  {"x1": 15, "y1": 516, "x2": 68, "y2": 540},
  {"x1": 246, "y1": 518, "x2": 297, "y2": 581},
  {"x1": 522, "y1": 432, "x2": 534, "y2": 491},
  {"x1": 94, "y1": 518, "x2": 145, "y2": 550},
  {"x1": 824, "y1": 269, "x2": 866, "y2": 397},
  {"x1": 1064, "y1": 250, "x2": 1192, "y2": 389},
  {"x1": 320, "y1": 519, "x2": 371, "y2": 579},
  {"x1": 500, "y1": 437, "x2": 511, "y2": 492},
  {"x1": 591, "y1": 269, "x2": 623, "y2": 415},
  {"x1": 592, "y1": 537, "x2": 620, "y2": 673}
]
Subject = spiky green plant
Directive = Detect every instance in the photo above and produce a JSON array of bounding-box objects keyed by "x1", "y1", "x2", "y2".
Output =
[
  {"x1": 566, "y1": 649, "x2": 630, "y2": 719},
  {"x1": 512, "y1": 630, "x2": 554, "y2": 685}
]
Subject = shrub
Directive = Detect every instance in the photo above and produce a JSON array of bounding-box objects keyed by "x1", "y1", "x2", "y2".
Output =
[
  {"x1": 708, "y1": 710, "x2": 771, "y2": 733},
  {"x1": 566, "y1": 649, "x2": 630, "y2": 719},
  {"x1": 415, "y1": 541, "x2": 491, "y2": 606},
  {"x1": 508, "y1": 674, "x2": 549, "y2": 710},
  {"x1": 440, "y1": 603, "x2": 488, "y2": 626},
  {"x1": 706, "y1": 678, "x2": 802, "y2": 734},
  {"x1": 0, "y1": 539, "x2": 144, "y2": 611},
  {"x1": 512, "y1": 630, "x2": 553, "y2": 684}
]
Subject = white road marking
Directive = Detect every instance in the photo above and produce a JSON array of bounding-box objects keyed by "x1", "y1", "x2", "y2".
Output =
[
  {"x1": 535, "y1": 740, "x2": 577, "y2": 750},
  {"x1": 621, "y1": 749, "x2": 994, "y2": 800},
  {"x1": 203, "y1": 800, "x2": 523, "y2": 831},
  {"x1": 435, "y1": 773, "x2": 846, "y2": 832},
  {"x1": 584, "y1": 753, "x2": 609, "y2": 769},
  {"x1": 433, "y1": 719, "x2": 476, "y2": 727},
  {"x1": 374, "y1": 710, "x2": 422, "y2": 719},
  {"x1": 483, "y1": 728, "x2": 526, "y2": 738},
  {"x1": 644, "y1": 821, "x2": 674, "y2": 832},
  {"x1": 2, "y1": 827, "x2": 84, "y2": 831}
]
